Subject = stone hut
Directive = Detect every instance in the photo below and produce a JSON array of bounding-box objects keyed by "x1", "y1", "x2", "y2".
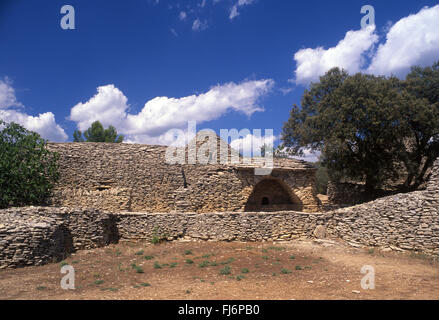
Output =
[{"x1": 47, "y1": 133, "x2": 320, "y2": 213}]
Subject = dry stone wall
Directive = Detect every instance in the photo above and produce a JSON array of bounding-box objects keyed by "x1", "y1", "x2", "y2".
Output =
[
  {"x1": 1, "y1": 158, "x2": 437, "y2": 268},
  {"x1": 0, "y1": 207, "x2": 118, "y2": 268},
  {"x1": 48, "y1": 143, "x2": 320, "y2": 213},
  {"x1": 324, "y1": 158, "x2": 439, "y2": 254}
]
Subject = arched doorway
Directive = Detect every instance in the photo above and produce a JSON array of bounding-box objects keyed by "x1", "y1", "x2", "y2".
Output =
[{"x1": 244, "y1": 178, "x2": 303, "y2": 212}]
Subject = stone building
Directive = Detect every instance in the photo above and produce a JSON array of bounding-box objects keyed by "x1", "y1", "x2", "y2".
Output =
[{"x1": 47, "y1": 133, "x2": 320, "y2": 213}]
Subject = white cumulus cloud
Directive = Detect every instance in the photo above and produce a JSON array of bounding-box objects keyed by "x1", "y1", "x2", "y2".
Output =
[
  {"x1": 0, "y1": 78, "x2": 23, "y2": 109},
  {"x1": 293, "y1": 5, "x2": 439, "y2": 85},
  {"x1": 0, "y1": 79, "x2": 67, "y2": 142},
  {"x1": 294, "y1": 26, "x2": 378, "y2": 85},
  {"x1": 367, "y1": 5, "x2": 439, "y2": 76},
  {"x1": 230, "y1": 132, "x2": 276, "y2": 157},
  {"x1": 69, "y1": 79, "x2": 274, "y2": 145}
]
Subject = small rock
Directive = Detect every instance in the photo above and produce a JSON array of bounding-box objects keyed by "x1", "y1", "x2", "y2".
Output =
[{"x1": 352, "y1": 290, "x2": 361, "y2": 294}]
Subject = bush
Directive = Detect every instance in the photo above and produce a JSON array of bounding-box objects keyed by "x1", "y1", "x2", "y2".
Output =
[{"x1": 0, "y1": 121, "x2": 59, "y2": 208}]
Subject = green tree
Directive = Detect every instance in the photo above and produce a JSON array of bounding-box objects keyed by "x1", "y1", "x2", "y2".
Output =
[
  {"x1": 73, "y1": 121, "x2": 124, "y2": 143},
  {"x1": 0, "y1": 120, "x2": 59, "y2": 208},
  {"x1": 313, "y1": 160, "x2": 329, "y2": 195},
  {"x1": 281, "y1": 64, "x2": 439, "y2": 195}
]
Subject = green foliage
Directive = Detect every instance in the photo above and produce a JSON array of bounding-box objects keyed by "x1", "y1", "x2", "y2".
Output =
[
  {"x1": 198, "y1": 260, "x2": 210, "y2": 268},
  {"x1": 73, "y1": 121, "x2": 124, "y2": 143},
  {"x1": 130, "y1": 263, "x2": 144, "y2": 273},
  {"x1": 313, "y1": 161, "x2": 329, "y2": 194},
  {"x1": 281, "y1": 63, "x2": 439, "y2": 194},
  {"x1": 0, "y1": 120, "x2": 59, "y2": 209},
  {"x1": 220, "y1": 266, "x2": 231, "y2": 275}
]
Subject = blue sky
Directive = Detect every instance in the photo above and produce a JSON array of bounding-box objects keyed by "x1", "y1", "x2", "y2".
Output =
[{"x1": 1, "y1": 0, "x2": 439, "y2": 160}]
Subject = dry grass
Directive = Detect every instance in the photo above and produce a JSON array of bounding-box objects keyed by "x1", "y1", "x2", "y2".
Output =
[{"x1": 0, "y1": 240, "x2": 438, "y2": 300}]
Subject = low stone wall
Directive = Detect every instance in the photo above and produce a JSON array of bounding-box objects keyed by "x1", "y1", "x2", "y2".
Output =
[
  {"x1": 327, "y1": 181, "x2": 370, "y2": 207},
  {"x1": 326, "y1": 191, "x2": 439, "y2": 254},
  {"x1": 0, "y1": 210, "x2": 67, "y2": 268},
  {"x1": 0, "y1": 207, "x2": 118, "y2": 268},
  {"x1": 115, "y1": 211, "x2": 329, "y2": 242}
]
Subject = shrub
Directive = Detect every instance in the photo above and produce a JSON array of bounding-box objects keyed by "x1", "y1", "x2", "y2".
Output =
[{"x1": 0, "y1": 120, "x2": 59, "y2": 208}]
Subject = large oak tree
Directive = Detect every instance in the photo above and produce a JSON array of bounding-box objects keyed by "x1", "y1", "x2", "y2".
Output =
[{"x1": 281, "y1": 63, "x2": 439, "y2": 195}]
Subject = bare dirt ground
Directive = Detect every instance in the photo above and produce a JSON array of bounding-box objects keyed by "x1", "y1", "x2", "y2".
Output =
[{"x1": 0, "y1": 239, "x2": 438, "y2": 300}]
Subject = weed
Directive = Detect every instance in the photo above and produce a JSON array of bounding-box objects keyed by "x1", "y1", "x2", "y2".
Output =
[
  {"x1": 281, "y1": 268, "x2": 292, "y2": 274},
  {"x1": 60, "y1": 261, "x2": 68, "y2": 267},
  {"x1": 236, "y1": 275, "x2": 245, "y2": 281},
  {"x1": 36, "y1": 286, "x2": 47, "y2": 291},
  {"x1": 220, "y1": 266, "x2": 231, "y2": 275},
  {"x1": 199, "y1": 260, "x2": 210, "y2": 268},
  {"x1": 241, "y1": 268, "x2": 249, "y2": 274},
  {"x1": 289, "y1": 255, "x2": 295, "y2": 260},
  {"x1": 184, "y1": 250, "x2": 193, "y2": 255},
  {"x1": 140, "y1": 282, "x2": 151, "y2": 287},
  {"x1": 170, "y1": 262, "x2": 178, "y2": 268},
  {"x1": 135, "y1": 250, "x2": 144, "y2": 256},
  {"x1": 268, "y1": 246, "x2": 285, "y2": 251},
  {"x1": 295, "y1": 265, "x2": 303, "y2": 270},
  {"x1": 221, "y1": 258, "x2": 235, "y2": 265},
  {"x1": 185, "y1": 259, "x2": 194, "y2": 264},
  {"x1": 150, "y1": 227, "x2": 169, "y2": 244},
  {"x1": 144, "y1": 255, "x2": 154, "y2": 260},
  {"x1": 94, "y1": 280, "x2": 104, "y2": 285},
  {"x1": 131, "y1": 263, "x2": 144, "y2": 273},
  {"x1": 153, "y1": 261, "x2": 162, "y2": 269}
]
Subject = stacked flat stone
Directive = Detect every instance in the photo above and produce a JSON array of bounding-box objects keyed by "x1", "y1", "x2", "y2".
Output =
[{"x1": 1, "y1": 158, "x2": 437, "y2": 268}]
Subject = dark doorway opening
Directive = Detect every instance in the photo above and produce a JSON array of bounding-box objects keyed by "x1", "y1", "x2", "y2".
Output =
[{"x1": 244, "y1": 178, "x2": 303, "y2": 212}]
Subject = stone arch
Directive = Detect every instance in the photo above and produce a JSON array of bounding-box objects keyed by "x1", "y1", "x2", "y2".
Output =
[{"x1": 244, "y1": 177, "x2": 303, "y2": 212}]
